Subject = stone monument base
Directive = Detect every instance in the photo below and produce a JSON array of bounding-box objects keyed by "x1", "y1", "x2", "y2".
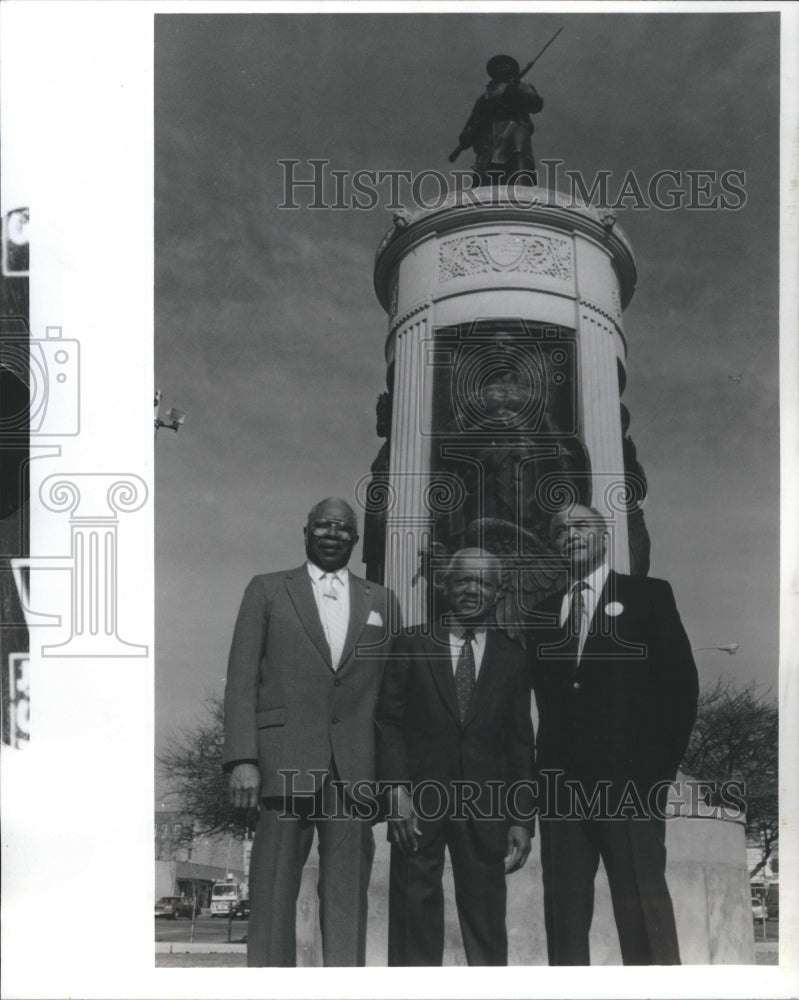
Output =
[{"x1": 292, "y1": 811, "x2": 754, "y2": 965}]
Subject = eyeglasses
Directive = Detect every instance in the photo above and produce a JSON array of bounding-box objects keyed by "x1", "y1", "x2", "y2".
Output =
[
  {"x1": 552, "y1": 520, "x2": 606, "y2": 540},
  {"x1": 309, "y1": 519, "x2": 356, "y2": 539}
]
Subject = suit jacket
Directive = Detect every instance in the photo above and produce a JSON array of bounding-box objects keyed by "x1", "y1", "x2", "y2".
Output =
[
  {"x1": 376, "y1": 625, "x2": 535, "y2": 852},
  {"x1": 529, "y1": 570, "x2": 698, "y2": 795},
  {"x1": 223, "y1": 565, "x2": 400, "y2": 798}
]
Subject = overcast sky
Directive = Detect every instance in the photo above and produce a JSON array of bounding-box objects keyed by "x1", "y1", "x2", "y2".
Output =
[{"x1": 154, "y1": 11, "x2": 780, "y2": 768}]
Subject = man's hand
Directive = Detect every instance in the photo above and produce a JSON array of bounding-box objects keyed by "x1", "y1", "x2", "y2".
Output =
[
  {"x1": 504, "y1": 824, "x2": 531, "y2": 874},
  {"x1": 387, "y1": 786, "x2": 421, "y2": 856},
  {"x1": 228, "y1": 763, "x2": 260, "y2": 810}
]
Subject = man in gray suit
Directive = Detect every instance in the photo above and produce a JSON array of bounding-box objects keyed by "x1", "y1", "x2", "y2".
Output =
[{"x1": 224, "y1": 497, "x2": 400, "y2": 966}]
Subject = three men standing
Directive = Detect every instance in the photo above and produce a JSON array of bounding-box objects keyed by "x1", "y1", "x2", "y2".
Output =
[
  {"x1": 223, "y1": 498, "x2": 399, "y2": 966},
  {"x1": 224, "y1": 497, "x2": 697, "y2": 966}
]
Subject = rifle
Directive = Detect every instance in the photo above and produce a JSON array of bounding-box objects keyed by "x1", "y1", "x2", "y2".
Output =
[{"x1": 448, "y1": 27, "x2": 563, "y2": 163}]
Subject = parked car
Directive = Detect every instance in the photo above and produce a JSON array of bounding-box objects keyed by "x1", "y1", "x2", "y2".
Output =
[
  {"x1": 751, "y1": 896, "x2": 767, "y2": 921},
  {"x1": 232, "y1": 899, "x2": 251, "y2": 920},
  {"x1": 154, "y1": 896, "x2": 198, "y2": 919}
]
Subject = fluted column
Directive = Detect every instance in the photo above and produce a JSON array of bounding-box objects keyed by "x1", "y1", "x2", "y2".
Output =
[
  {"x1": 577, "y1": 300, "x2": 631, "y2": 572},
  {"x1": 385, "y1": 307, "x2": 434, "y2": 627}
]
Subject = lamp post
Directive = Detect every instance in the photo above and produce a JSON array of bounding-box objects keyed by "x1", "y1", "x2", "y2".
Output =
[
  {"x1": 154, "y1": 388, "x2": 186, "y2": 439},
  {"x1": 692, "y1": 644, "x2": 739, "y2": 654}
]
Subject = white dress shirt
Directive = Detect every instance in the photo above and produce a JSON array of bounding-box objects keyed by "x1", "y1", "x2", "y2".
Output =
[
  {"x1": 307, "y1": 562, "x2": 350, "y2": 669},
  {"x1": 559, "y1": 562, "x2": 610, "y2": 661},
  {"x1": 447, "y1": 625, "x2": 487, "y2": 679}
]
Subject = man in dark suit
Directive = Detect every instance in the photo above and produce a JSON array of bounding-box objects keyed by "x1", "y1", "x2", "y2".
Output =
[
  {"x1": 223, "y1": 497, "x2": 400, "y2": 967},
  {"x1": 376, "y1": 548, "x2": 535, "y2": 966},
  {"x1": 529, "y1": 504, "x2": 699, "y2": 965}
]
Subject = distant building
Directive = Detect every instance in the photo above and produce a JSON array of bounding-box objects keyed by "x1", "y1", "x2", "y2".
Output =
[{"x1": 154, "y1": 807, "x2": 251, "y2": 906}]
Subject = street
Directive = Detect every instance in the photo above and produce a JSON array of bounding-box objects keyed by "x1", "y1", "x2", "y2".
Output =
[
  {"x1": 155, "y1": 912, "x2": 248, "y2": 945},
  {"x1": 753, "y1": 916, "x2": 779, "y2": 945},
  {"x1": 155, "y1": 911, "x2": 778, "y2": 955}
]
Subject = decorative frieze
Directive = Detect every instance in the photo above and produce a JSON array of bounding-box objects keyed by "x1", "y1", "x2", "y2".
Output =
[{"x1": 438, "y1": 232, "x2": 573, "y2": 284}]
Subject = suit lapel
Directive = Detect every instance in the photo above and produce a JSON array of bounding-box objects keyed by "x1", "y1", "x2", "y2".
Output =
[
  {"x1": 583, "y1": 569, "x2": 619, "y2": 656},
  {"x1": 284, "y1": 566, "x2": 331, "y2": 668},
  {"x1": 337, "y1": 574, "x2": 371, "y2": 672},
  {"x1": 424, "y1": 630, "x2": 461, "y2": 724},
  {"x1": 462, "y1": 630, "x2": 503, "y2": 727},
  {"x1": 582, "y1": 571, "x2": 643, "y2": 661},
  {"x1": 532, "y1": 592, "x2": 570, "y2": 660}
]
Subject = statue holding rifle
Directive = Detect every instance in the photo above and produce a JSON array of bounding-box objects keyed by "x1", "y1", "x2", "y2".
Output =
[{"x1": 450, "y1": 33, "x2": 562, "y2": 187}]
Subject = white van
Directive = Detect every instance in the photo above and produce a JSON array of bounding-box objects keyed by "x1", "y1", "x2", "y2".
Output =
[{"x1": 209, "y1": 879, "x2": 241, "y2": 917}]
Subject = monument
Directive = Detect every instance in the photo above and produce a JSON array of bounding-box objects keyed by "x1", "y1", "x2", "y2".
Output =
[
  {"x1": 357, "y1": 59, "x2": 754, "y2": 965},
  {"x1": 365, "y1": 183, "x2": 649, "y2": 627}
]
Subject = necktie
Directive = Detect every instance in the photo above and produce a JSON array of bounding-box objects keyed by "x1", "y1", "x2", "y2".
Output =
[
  {"x1": 455, "y1": 629, "x2": 476, "y2": 722},
  {"x1": 320, "y1": 573, "x2": 348, "y2": 669},
  {"x1": 565, "y1": 581, "x2": 588, "y2": 662}
]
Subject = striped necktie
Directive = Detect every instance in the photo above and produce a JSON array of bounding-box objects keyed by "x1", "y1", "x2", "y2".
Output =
[{"x1": 565, "y1": 581, "x2": 588, "y2": 662}]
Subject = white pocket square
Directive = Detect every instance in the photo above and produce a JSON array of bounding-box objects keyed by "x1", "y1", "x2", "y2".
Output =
[{"x1": 366, "y1": 610, "x2": 384, "y2": 626}]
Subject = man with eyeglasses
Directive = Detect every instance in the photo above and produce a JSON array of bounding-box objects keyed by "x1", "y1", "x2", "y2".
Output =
[
  {"x1": 529, "y1": 504, "x2": 698, "y2": 965},
  {"x1": 223, "y1": 497, "x2": 400, "y2": 966}
]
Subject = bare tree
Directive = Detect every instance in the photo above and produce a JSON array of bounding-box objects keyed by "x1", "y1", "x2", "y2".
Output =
[
  {"x1": 681, "y1": 678, "x2": 777, "y2": 878},
  {"x1": 160, "y1": 681, "x2": 779, "y2": 880},
  {"x1": 157, "y1": 692, "x2": 251, "y2": 846}
]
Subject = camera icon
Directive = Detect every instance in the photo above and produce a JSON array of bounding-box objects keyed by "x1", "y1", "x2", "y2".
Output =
[
  {"x1": 424, "y1": 318, "x2": 577, "y2": 439},
  {"x1": 0, "y1": 325, "x2": 80, "y2": 439}
]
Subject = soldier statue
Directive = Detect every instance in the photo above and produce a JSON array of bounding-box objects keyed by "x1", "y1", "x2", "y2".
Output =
[{"x1": 453, "y1": 54, "x2": 543, "y2": 186}]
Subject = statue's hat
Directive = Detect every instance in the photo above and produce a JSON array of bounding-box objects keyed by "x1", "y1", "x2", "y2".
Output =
[{"x1": 486, "y1": 54, "x2": 519, "y2": 79}]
